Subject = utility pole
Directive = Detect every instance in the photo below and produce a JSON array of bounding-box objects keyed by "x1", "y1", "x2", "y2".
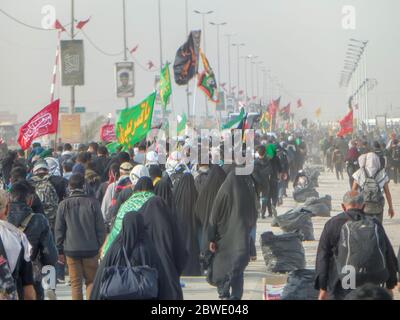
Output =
[
  {"x1": 70, "y1": 0, "x2": 75, "y2": 114},
  {"x1": 185, "y1": 0, "x2": 190, "y2": 117},
  {"x1": 122, "y1": 0, "x2": 129, "y2": 108},
  {"x1": 194, "y1": 10, "x2": 213, "y2": 119}
]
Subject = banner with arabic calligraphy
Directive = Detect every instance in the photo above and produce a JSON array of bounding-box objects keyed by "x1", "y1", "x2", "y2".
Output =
[
  {"x1": 116, "y1": 92, "x2": 156, "y2": 149},
  {"x1": 100, "y1": 123, "x2": 116, "y2": 142},
  {"x1": 18, "y1": 99, "x2": 60, "y2": 150}
]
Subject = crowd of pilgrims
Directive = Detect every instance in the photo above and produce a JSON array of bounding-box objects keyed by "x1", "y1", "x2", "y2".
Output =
[{"x1": 0, "y1": 131, "x2": 310, "y2": 300}]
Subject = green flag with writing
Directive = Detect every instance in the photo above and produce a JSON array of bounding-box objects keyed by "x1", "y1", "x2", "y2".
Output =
[
  {"x1": 116, "y1": 92, "x2": 156, "y2": 148},
  {"x1": 159, "y1": 63, "x2": 172, "y2": 108}
]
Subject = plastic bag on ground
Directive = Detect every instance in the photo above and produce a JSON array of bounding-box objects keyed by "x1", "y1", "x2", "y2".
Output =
[
  {"x1": 281, "y1": 269, "x2": 319, "y2": 300},
  {"x1": 293, "y1": 187, "x2": 319, "y2": 203},
  {"x1": 272, "y1": 208, "x2": 315, "y2": 241},
  {"x1": 302, "y1": 195, "x2": 332, "y2": 217},
  {"x1": 260, "y1": 232, "x2": 306, "y2": 274}
]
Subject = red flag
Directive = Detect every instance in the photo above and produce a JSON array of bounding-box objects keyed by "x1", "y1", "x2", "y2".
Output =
[
  {"x1": 100, "y1": 123, "x2": 116, "y2": 142},
  {"x1": 238, "y1": 90, "x2": 244, "y2": 95},
  {"x1": 54, "y1": 20, "x2": 66, "y2": 32},
  {"x1": 268, "y1": 103, "x2": 277, "y2": 116},
  {"x1": 268, "y1": 97, "x2": 281, "y2": 116},
  {"x1": 76, "y1": 18, "x2": 90, "y2": 29},
  {"x1": 337, "y1": 109, "x2": 353, "y2": 137},
  {"x1": 273, "y1": 97, "x2": 281, "y2": 109},
  {"x1": 18, "y1": 100, "x2": 60, "y2": 150},
  {"x1": 130, "y1": 44, "x2": 139, "y2": 54},
  {"x1": 297, "y1": 99, "x2": 303, "y2": 108},
  {"x1": 281, "y1": 103, "x2": 291, "y2": 114}
]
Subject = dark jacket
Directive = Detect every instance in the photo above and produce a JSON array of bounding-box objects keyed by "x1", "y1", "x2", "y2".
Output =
[
  {"x1": 8, "y1": 202, "x2": 58, "y2": 267},
  {"x1": 93, "y1": 155, "x2": 111, "y2": 182},
  {"x1": 252, "y1": 156, "x2": 272, "y2": 194},
  {"x1": 49, "y1": 175, "x2": 68, "y2": 202},
  {"x1": 315, "y1": 209, "x2": 398, "y2": 296},
  {"x1": 55, "y1": 189, "x2": 106, "y2": 258}
]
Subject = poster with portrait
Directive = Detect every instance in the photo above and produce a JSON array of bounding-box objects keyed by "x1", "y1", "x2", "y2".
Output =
[{"x1": 115, "y1": 62, "x2": 135, "y2": 98}]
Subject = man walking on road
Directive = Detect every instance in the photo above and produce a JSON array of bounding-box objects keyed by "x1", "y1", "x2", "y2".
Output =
[
  {"x1": 315, "y1": 191, "x2": 397, "y2": 300},
  {"x1": 55, "y1": 174, "x2": 105, "y2": 300}
]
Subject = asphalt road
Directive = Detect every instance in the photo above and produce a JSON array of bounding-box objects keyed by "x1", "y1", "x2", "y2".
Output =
[{"x1": 55, "y1": 168, "x2": 400, "y2": 300}]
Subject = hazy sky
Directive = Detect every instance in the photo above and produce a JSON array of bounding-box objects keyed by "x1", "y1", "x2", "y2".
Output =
[{"x1": 1, "y1": 0, "x2": 400, "y2": 123}]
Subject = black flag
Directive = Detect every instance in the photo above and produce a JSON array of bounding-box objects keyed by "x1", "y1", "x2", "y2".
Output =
[{"x1": 173, "y1": 30, "x2": 201, "y2": 85}]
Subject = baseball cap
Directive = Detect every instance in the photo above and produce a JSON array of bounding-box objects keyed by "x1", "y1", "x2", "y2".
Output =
[{"x1": 120, "y1": 162, "x2": 134, "y2": 172}]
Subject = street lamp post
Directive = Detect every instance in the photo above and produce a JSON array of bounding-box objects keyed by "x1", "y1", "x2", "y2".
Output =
[
  {"x1": 232, "y1": 43, "x2": 245, "y2": 99},
  {"x1": 194, "y1": 10, "x2": 213, "y2": 119},
  {"x1": 225, "y1": 34, "x2": 235, "y2": 96},
  {"x1": 209, "y1": 22, "x2": 227, "y2": 87},
  {"x1": 194, "y1": 10, "x2": 213, "y2": 54}
]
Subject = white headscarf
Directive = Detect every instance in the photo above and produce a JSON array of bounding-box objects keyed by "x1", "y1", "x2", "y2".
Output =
[
  {"x1": 353, "y1": 152, "x2": 389, "y2": 189},
  {"x1": 45, "y1": 157, "x2": 61, "y2": 176},
  {"x1": 145, "y1": 151, "x2": 159, "y2": 166},
  {"x1": 165, "y1": 151, "x2": 190, "y2": 176},
  {"x1": 129, "y1": 165, "x2": 150, "y2": 186},
  {"x1": 0, "y1": 220, "x2": 32, "y2": 273}
]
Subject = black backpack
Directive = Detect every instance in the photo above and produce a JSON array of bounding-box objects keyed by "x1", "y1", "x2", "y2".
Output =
[{"x1": 336, "y1": 213, "x2": 389, "y2": 286}]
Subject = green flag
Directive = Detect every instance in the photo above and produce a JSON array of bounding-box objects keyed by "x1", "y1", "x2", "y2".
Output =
[
  {"x1": 221, "y1": 109, "x2": 245, "y2": 130},
  {"x1": 106, "y1": 141, "x2": 121, "y2": 154},
  {"x1": 159, "y1": 63, "x2": 172, "y2": 108},
  {"x1": 177, "y1": 113, "x2": 187, "y2": 135},
  {"x1": 116, "y1": 92, "x2": 156, "y2": 148}
]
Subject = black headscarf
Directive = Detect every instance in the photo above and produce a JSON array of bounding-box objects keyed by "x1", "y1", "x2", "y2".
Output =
[
  {"x1": 173, "y1": 173, "x2": 200, "y2": 276},
  {"x1": 138, "y1": 196, "x2": 188, "y2": 299},
  {"x1": 194, "y1": 165, "x2": 227, "y2": 252},
  {"x1": 133, "y1": 176, "x2": 154, "y2": 192},
  {"x1": 148, "y1": 165, "x2": 162, "y2": 181},
  {"x1": 208, "y1": 171, "x2": 258, "y2": 286},
  {"x1": 90, "y1": 213, "x2": 163, "y2": 300},
  {"x1": 154, "y1": 175, "x2": 174, "y2": 211}
]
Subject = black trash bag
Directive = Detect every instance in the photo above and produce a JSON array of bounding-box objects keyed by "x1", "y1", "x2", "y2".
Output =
[
  {"x1": 272, "y1": 208, "x2": 315, "y2": 241},
  {"x1": 260, "y1": 232, "x2": 306, "y2": 274},
  {"x1": 281, "y1": 269, "x2": 319, "y2": 300},
  {"x1": 293, "y1": 187, "x2": 319, "y2": 203},
  {"x1": 303, "y1": 196, "x2": 332, "y2": 217}
]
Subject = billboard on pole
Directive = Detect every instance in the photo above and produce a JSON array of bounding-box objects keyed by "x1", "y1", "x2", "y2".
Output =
[
  {"x1": 115, "y1": 62, "x2": 135, "y2": 98},
  {"x1": 60, "y1": 40, "x2": 85, "y2": 86}
]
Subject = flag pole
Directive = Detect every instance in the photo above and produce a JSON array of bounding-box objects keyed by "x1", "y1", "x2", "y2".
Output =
[
  {"x1": 50, "y1": 30, "x2": 61, "y2": 150},
  {"x1": 192, "y1": 75, "x2": 199, "y2": 128}
]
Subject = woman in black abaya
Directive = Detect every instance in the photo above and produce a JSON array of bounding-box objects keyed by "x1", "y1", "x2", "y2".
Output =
[
  {"x1": 90, "y1": 213, "x2": 164, "y2": 300},
  {"x1": 194, "y1": 165, "x2": 227, "y2": 252},
  {"x1": 173, "y1": 173, "x2": 200, "y2": 276},
  {"x1": 207, "y1": 170, "x2": 258, "y2": 300},
  {"x1": 139, "y1": 196, "x2": 188, "y2": 300},
  {"x1": 154, "y1": 175, "x2": 175, "y2": 211}
]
